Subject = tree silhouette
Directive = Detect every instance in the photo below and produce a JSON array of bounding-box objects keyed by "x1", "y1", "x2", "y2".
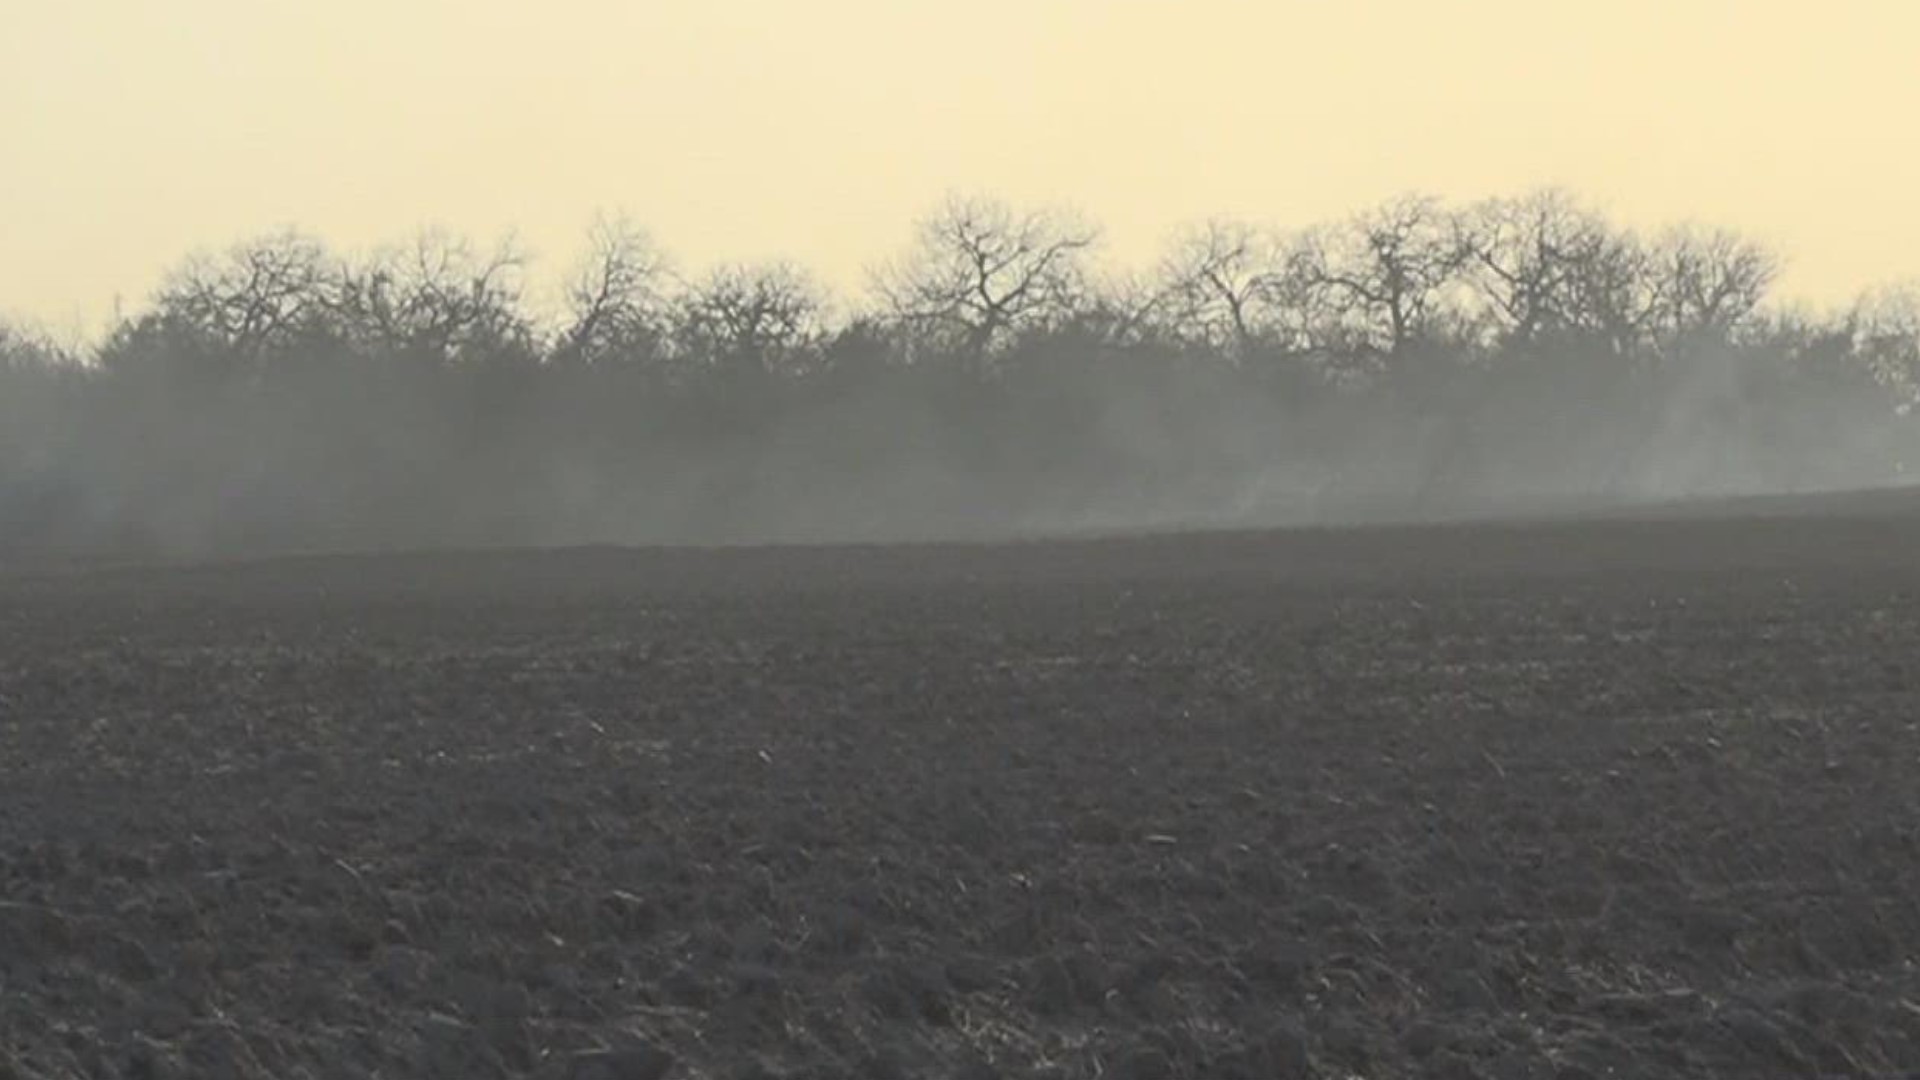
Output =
[
  {"x1": 1294, "y1": 195, "x2": 1470, "y2": 362},
  {"x1": 1643, "y1": 226, "x2": 1778, "y2": 348},
  {"x1": 148, "y1": 230, "x2": 337, "y2": 365},
  {"x1": 3, "y1": 187, "x2": 1918, "y2": 558},
  {"x1": 554, "y1": 213, "x2": 670, "y2": 369},
  {"x1": 1852, "y1": 283, "x2": 1920, "y2": 411},
  {"x1": 871, "y1": 194, "x2": 1098, "y2": 360},
  {"x1": 675, "y1": 262, "x2": 828, "y2": 380},
  {"x1": 1458, "y1": 190, "x2": 1646, "y2": 349},
  {"x1": 332, "y1": 229, "x2": 533, "y2": 366},
  {"x1": 1157, "y1": 219, "x2": 1294, "y2": 358}
]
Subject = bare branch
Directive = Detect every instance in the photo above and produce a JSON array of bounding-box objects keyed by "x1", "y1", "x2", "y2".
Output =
[
  {"x1": 676, "y1": 261, "x2": 829, "y2": 377},
  {"x1": 557, "y1": 213, "x2": 670, "y2": 366},
  {"x1": 1155, "y1": 219, "x2": 1294, "y2": 356},
  {"x1": 1291, "y1": 194, "x2": 1470, "y2": 357},
  {"x1": 870, "y1": 194, "x2": 1099, "y2": 357}
]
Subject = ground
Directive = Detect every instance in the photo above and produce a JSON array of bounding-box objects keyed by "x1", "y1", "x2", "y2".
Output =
[{"x1": 3, "y1": 506, "x2": 1920, "y2": 1078}]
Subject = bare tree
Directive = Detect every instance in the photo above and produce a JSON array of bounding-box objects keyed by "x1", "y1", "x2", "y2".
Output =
[
  {"x1": 555, "y1": 213, "x2": 670, "y2": 367},
  {"x1": 1156, "y1": 219, "x2": 1293, "y2": 357},
  {"x1": 153, "y1": 230, "x2": 337, "y2": 360},
  {"x1": 1292, "y1": 194, "x2": 1471, "y2": 359},
  {"x1": 1851, "y1": 282, "x2": 1920, "y2": 410},
  {"x1": 1642, "y1": 226, "x2": 1779, "y2": 345},
  {"x1": 676, "y1": 261, "x2": 828, "y2": 378},
  {"x1": 1456, "y1": 189, "x2": 1655, "y2": 349},
  {"x1": 1563, "y1": 230, "x2": 1660, "y2": 359},
  {"x1": 1077, "y1": 268, "x2": 1174, "y2": 348},
  {"x1": 0, "y1": 319, "x2": 74, "y2": 373},
  {"x1": 333, "y1": 229, "x2": 533, "y2": 364},
  {"x1": 870, "y1": 195, "x2": 1099, "y2": 358}
]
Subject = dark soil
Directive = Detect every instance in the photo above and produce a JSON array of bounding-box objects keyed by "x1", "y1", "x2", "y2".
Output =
[{"x1": 4, "y1": 506, "x2": 1920, "y2": 1078}]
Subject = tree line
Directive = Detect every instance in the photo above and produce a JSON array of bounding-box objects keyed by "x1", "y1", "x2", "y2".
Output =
[{"x1": 3, "y1": 189, "x2": 1918, "y2": 557}]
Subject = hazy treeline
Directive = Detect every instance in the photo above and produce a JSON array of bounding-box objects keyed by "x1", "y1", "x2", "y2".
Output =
[{"x1": 4, "y1": 189, "x2": 1919, "y2": 557}]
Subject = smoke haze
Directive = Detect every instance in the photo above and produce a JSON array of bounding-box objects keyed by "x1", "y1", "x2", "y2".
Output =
[{"x1": 2, "y1": 192, "x2": 1917, "y2": 562}]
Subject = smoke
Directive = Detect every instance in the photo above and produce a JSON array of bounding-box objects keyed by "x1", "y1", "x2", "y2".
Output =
[
  {"x1": 3, "y1": 196, "x2": 1918, "y2": 563},
  {"x1": 0, "y1": 342, "x2": 1913, "y2": 564}
]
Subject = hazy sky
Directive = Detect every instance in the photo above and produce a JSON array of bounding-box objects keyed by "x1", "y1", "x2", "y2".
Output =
[{"x1": 5, "y1": 0, "x2": 1917, "y2": 335}]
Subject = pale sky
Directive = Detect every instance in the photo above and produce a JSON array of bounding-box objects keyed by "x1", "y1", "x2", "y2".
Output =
[{"x1": 4, "y1": 0, "x2": 1917, "y2": 337}]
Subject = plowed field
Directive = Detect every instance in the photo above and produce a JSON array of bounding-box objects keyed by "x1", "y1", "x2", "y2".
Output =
[{"x1": 4, "y1": 507, "x2": 1920, "y2": 1079}]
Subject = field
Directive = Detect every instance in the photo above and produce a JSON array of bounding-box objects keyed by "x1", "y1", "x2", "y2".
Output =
[{"x1": 4, "y1": 503, "x2": 1920, "y2": 1079}]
